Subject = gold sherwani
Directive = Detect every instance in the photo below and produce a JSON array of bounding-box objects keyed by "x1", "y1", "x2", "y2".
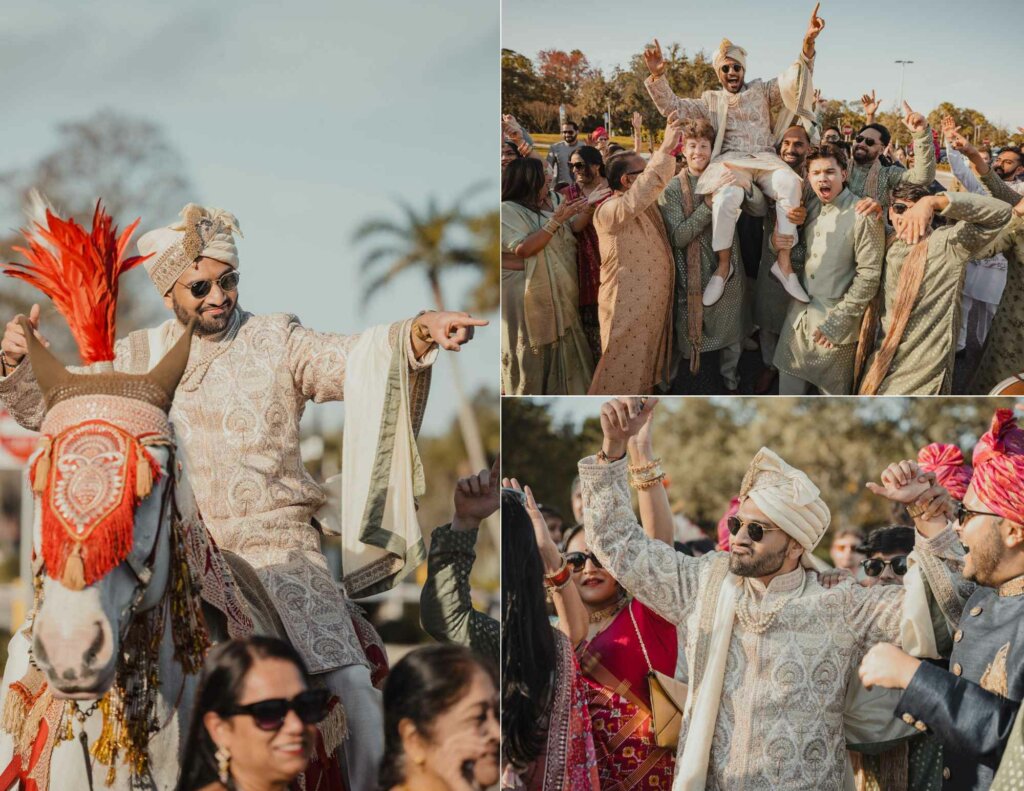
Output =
[
  {"x1": 0, "y1": 309, "x2": 431, "y2": 673},
  {"x1": 578, "y1": 456, "x2": 962, "y2": 791}
]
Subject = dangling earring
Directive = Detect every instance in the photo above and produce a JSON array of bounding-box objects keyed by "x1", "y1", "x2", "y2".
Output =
[{"x1": 215, "y1": 746, "x2": 231, "y2": 784}]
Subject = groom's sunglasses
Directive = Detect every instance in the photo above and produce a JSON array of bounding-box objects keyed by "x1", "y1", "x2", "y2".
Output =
[
  {"x1": 180, "y1": 271, "x2": 240, "y2": 299},
  {"x1": 726, "y1": 517, "x2": 783, "y2": 543},
  {"x1": 226, "y1": 688, "x2": 329, "y2": 731},
  {"x1": 720, "y1": 64, "x2": 743, "y2": 74}
]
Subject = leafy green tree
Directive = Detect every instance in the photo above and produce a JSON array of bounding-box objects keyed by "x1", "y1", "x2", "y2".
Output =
[{"x1": 502, "y1": 49, "x2": 545, "y2": 124}]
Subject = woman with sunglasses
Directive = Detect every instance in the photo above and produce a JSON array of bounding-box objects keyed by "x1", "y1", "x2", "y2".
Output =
[
  {"x1": 501, "y1": 156, "x2": 595, "y2": 395},
  {"x1": 501, "y1": 482, "x2": 597, "y2": 791},
  {"x1": 559, "y1": 145, "x2": 611, "y2": 365},
  {"x1": 378, "y1": 644, "x2": 499, "y2": 791},
  {"x1": 176, "y1": 636, "x2": 331, "y2": 791},
  {"x1": 564, "y1": 397, "x2": 679, "y2": 790}
]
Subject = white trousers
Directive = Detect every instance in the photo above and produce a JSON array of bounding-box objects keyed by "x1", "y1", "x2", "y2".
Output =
[
  {"x1": 323, "y1": 664, "x2": 384, "y2": 791},
  {"x1": 711, "y1": 168, "x2": 802, "y2": 252},
  {"x1": 760, "y1": 329, "x2": 779, "y2": 369},
  {"x1": 720, "y1": 342, "x2": 742, "y2": 390}
]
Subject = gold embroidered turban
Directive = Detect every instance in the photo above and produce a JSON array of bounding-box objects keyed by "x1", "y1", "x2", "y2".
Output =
[
  {"x1": 713, "y1": 39, "x2": 747, "y2": 71},
  {"x1": 739, "y1": 448, "x2": 830, "y2": 552},
  {"x1": 139, "y1": 204, "x2": 242, "y2": 295}
]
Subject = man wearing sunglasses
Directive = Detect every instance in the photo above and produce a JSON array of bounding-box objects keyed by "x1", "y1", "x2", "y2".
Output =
[
  {"x1": 858, "y1": 527, "x2": 915, "y2": 588},
  {"x1": 642, "y1": 6, "x2": 826, "y2": 307},
  {"x1": 0, "y1": 201, "x2": 487, "y2": 790},
  {"x1": 857, "y1": 185, "x2": 1012, "y2": 395},
  {"x1": 579, "y1": 397, "x2": 962, "y2": 790},
  {"x1": 847, "y1": 102, "x2": 936, "y2": 216},
  {"x1": 860, "y1": 409, "x2": 1024, "y2": 791}
]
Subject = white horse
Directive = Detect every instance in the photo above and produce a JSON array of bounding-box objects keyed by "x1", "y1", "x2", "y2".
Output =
[{"x1": 0, "y1": 323, "x2": 225, "y2": 790}]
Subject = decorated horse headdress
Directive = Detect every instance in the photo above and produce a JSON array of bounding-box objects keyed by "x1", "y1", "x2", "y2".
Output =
[{"x1": 4, "y1": 197, "x2": 195, "y2": 590}]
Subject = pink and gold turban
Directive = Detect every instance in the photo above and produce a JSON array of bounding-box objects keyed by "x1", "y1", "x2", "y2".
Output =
[
  {"x1": 918, "y1": 443, "x2": 973, "y2": 501},
  {"x1": 971, "y1": 409, "x2": 1024, "y2": 524}
]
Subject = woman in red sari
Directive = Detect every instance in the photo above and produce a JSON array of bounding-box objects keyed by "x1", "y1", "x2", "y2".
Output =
[{"x1": 566, "y1": 398, "x2": 680, "y2": 790}]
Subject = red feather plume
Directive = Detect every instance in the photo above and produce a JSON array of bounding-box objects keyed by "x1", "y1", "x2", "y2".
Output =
[{"x1": 3, "y1": 200, "x2": 152, "y2": 365}]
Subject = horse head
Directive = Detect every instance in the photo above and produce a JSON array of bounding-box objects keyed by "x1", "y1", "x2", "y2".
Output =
[{"x1": 25, "y1": 318, "x2": 196, "y2": 698}]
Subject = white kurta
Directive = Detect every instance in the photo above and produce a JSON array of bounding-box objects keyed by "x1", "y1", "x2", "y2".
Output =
[
  {"x1": 578, "y1": 456, "x2": 963, "y2": 791},
  {"x1": 0, "y1": 309, "x2": 433, "y2": 674}
]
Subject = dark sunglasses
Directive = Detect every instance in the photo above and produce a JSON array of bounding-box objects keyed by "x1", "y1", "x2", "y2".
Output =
[
  {"x1": 726, "y1": 516, "x2": 783, "y2": 542},
  {"x1": 562, "y1": 129, "x2": 577, "y2": 135},
  {"x1": 854, "y1": 136, "x2": 878, "y2": 146},
  {"x1": 569, "y1": 161, "x2": 589, "y2": 171},
  {"x1": 180, "y1": 270, "x2": 240, "y2": 299},
  {"x1": 954, "y1": 500, "x2": 1003, "y2": 524},
  {"x1": 861, "y1": 556, "x2": 909, "y2": 577},
  {"x1": 891, "y1": 203, "x2": 911, "y2": 215},
  {"x1": 565, "y1": 551, "x2": 603, "y2": 572},
  {"x1": 720, "y1": 64, "x2": 743, "y2": 74},
  {"x1": 226, "y1": 689, "x2": 330, "y2": 731}
]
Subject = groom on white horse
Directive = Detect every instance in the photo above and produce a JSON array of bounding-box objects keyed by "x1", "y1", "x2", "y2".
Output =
[{"x1": 0, "y1": 202, "x2": 487, "y2": 790}]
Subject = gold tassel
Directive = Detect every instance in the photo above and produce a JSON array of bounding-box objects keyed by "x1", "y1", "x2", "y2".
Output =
[
  {"x1": 32, "y1": 438, "x2": 51, "y2": 494},
  {"x1": 136, "y1": 451, "x2": 153, "y2": 499},
  {"x1": 0, "y1": 685, "x2": 28, "y2": 736},
  {"x1": 62, "y1": 544, "x2": 86, "y2": 591},
  {"x1": 62, "y1": 702, "x2": 75, "y2": 743}
]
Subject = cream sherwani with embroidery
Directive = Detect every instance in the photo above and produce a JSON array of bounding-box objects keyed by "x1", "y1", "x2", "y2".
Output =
[
  {"x1": 578, "y1": 456, "x2": 963, "y2": 791},
  {"x1": 0, "y1": 308, "x2": 433, "y2": 674}
]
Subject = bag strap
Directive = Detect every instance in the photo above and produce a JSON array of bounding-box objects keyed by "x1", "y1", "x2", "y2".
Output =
[{"x1": 628, "y1": 601, "x2": 655, "y2": 673}]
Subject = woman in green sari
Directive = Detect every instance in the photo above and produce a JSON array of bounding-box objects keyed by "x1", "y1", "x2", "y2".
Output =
[{"x1": 501, "y1": 157, "x2": 595, "y2": 394}]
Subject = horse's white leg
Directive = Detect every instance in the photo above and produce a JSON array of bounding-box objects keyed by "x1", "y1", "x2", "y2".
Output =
[{"x1": 322, "y1": 664, "x2": 382, "y2": 791}]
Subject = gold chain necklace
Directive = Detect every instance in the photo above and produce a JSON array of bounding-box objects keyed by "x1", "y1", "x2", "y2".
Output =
[
  {"x1": 734, "y1": 573, "x2": 806, "y2": 635},
  {"x1": 589, "y1": 594, "x2": 627, "y2": 624}
]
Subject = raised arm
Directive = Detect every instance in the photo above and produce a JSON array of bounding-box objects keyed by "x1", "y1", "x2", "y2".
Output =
[
  {"x1": 504, "y1": 476, "x2": 588, "y2": 646},
  {"x1": 940, "y1": 192, "x2": 1015, "y2": 260},
  {"x1": 941, "y1": 116, "x2": 985, "y2": 195},
  {"x1": 898, "y1": 103, "x2": 937, "y2": 188},
  {"x1": 643, "y1": 39, "x2": 712, "y2": 121},
  {"x1": 817, "y1": 212, "x2": 884, "y2": 345},
  {"x1": 594, "y1": 116, "x2": 681, "y2": 233},
  {"x1": 580, "y1": 398, "x2": 708, "y2": 625},
  {"x1": 420, "y1": 461, "x2": 500, "y2": 662},
  {"x1": 624, "y1": 398, "x2": 674, "y2": 545}
]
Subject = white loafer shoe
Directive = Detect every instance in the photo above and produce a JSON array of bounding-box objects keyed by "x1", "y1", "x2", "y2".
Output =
[
  {"x1": 771, "y1": 262, "x2": 810, "y2": 303},
  {"x1": 703, "y1": 263, "x2": 734, "y2": 307}
]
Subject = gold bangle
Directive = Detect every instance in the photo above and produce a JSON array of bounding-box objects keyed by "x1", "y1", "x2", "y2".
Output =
[
  {"x1": 630, "y1": 474, "x2": 666, "y2": 491},
  {"x1": 630, "y1": 466, "x2": 665, "y2": 484},
  {"x1": 907, "y1": 500, "x2": 929, "y2": 519},
  {"x1": 628, "y1": 458, "x2": 661, "y2": 474}
]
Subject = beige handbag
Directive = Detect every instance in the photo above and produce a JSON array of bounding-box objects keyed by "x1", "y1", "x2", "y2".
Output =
[{"x1": 629, "y1": 604, "x2": 689, "y2": 749}]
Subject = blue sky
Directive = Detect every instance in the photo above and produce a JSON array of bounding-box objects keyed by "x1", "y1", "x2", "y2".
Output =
[
  {"x1": 0, "y1": 0, "x2": 498, "y2": 435},
  {"x1": 504, "y1": 0, "x2": 1023, "y2": 130}
]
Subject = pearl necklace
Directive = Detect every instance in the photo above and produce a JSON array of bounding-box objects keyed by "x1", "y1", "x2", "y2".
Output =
[{"x1": 734, "y1": 573, "x2": 806, "y2": 635}]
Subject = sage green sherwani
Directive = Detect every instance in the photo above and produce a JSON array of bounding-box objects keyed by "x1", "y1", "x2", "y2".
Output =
[
  {"x1": 969, "y1": 170, "x2": 1024, "y2": 394},
  {"x1": 657, "y1": 171, "x2": 752, "y2": 383},
  {"x1": 847, "y1": 127, "x2": 937, "y2": 213},
  {"x1": 774, "y1": 188, "x2": 885, "y2": 393},
  {"x1": 869, "y1": 192, "x2": 1012, "y2": 394}
]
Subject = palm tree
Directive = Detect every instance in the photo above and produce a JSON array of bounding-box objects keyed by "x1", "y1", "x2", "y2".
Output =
[{"x1": 353, "y1": 185, "x2": 496, "y2": 527}]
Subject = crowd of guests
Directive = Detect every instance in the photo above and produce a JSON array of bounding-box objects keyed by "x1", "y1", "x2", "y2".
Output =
[
  {"x1": 500, "y1": 11, "x2": 1024, "y2": 396},
  {"x1": 500, "y1": 397, "x2": 1024, "y2": 791},
  {"x1": 175, "y1": 467, "x2": 501, "y2": 791}
]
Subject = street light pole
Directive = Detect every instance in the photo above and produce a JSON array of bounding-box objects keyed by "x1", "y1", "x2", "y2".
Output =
[{"x1": 895, "y1": 59, "x2": 914, "y2": 109}]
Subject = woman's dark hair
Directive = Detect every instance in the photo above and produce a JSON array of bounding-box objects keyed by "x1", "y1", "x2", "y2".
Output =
[
  {"x1": 572, "y1": 145, "x2": 605, "y2": 177},
  {"x1": 176, "y1": 637, "x2": 311, "y2": 791},
  {"x1": 560, "y1": 523, "x2": 585, "y2": 553},
  {"x1": 502, "y1": 157, "x2": 545, "y2": 207},
  {"x1": 503, "y1": 140, "x2": 521, "y2": 160},
  {"x1": 502, "y1": 491, "x2": 556, "y2": 769},
  {"x1": 806, "y1": 142, "x2": 849, "y2": 172},
  {"x1": 378, "y1": 644, "x2": 495, "y2": 790}
]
